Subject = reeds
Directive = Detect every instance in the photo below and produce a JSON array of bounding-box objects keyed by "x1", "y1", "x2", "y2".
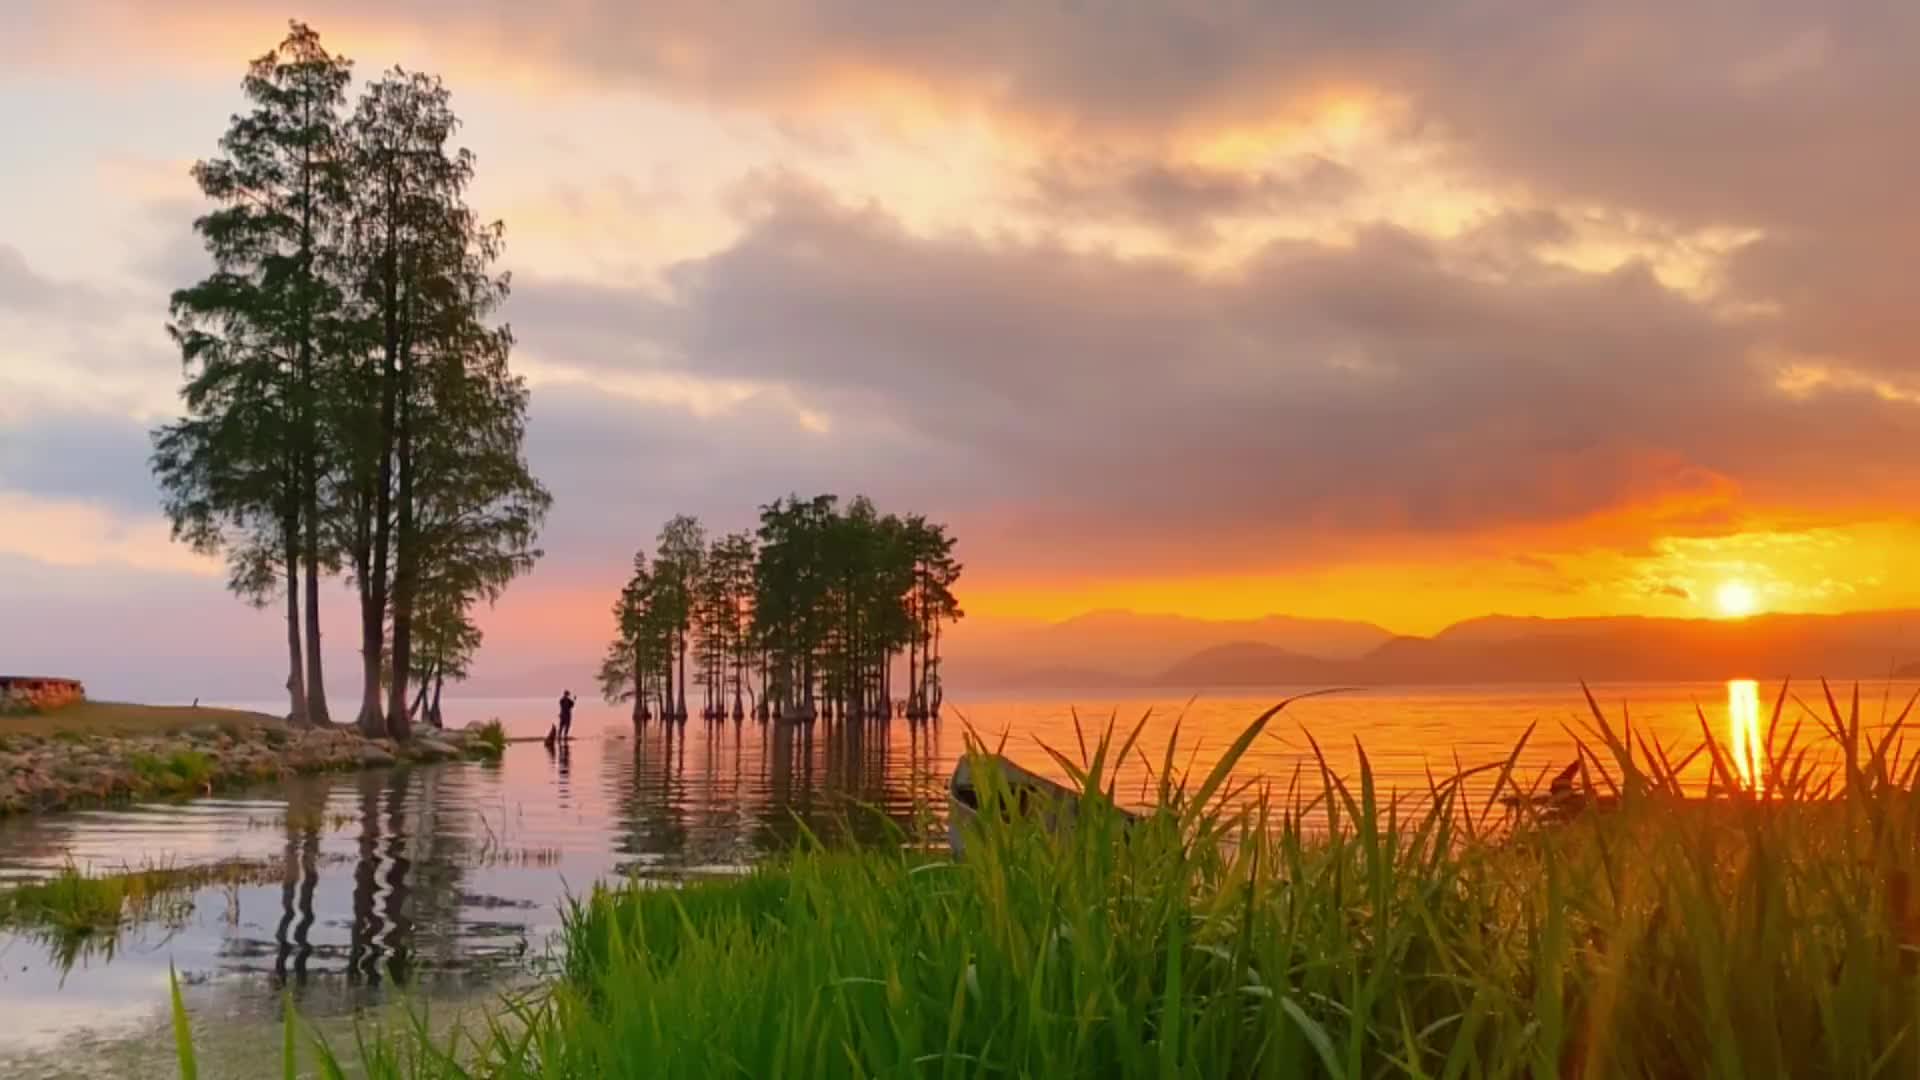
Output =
[
  {"x1": 172, "y1": 681, "x2": 1920, "y2": 1077},
  {"x1": 470, "y1": 718, "x2": 509, "y2": 760}
]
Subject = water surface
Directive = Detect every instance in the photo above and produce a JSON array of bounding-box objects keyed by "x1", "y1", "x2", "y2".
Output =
[{"x1": 2, "y1": 682, "x2": 1910, "y2": 1075}]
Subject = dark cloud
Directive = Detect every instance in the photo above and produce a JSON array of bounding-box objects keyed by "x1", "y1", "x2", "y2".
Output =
[
  {"x1": 9, "y1": 0, "x2": 1920, "y2": 599},
  {"x1": 0, "y1": 408, "x2": 159, "y2": 513},
  {"x1": 506, "y1": 181, "x2": 1920, "y2": 581},
  {"x1": 1025, "y1": 153, "x2": 1360, "y2": 240}
]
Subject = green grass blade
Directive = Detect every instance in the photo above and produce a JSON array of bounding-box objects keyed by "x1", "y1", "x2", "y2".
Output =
[{"x1": 169, "y1": 963, "x2": 197, "y2": 1080}]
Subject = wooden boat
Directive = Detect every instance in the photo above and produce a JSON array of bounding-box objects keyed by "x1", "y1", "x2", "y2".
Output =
[{"x1": 947, "y1": 755, "x2": 1137, "y2": 857}]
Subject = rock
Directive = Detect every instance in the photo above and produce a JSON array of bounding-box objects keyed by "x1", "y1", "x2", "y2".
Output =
[
  {"x1": 358, "y1": 745, "x2": 397, "y2": 767},
  {"x1": 411, "y1": 738, "x2": 459, "y2": 761}
]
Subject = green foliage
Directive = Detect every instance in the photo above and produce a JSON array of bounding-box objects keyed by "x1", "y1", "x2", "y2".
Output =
[
  {"x1": 602, "y1": 495, "x2": 964, "y2": 721},
  {"x1": 128, "y1": 749, "x2": 217, "y2": 792},
  {"x1": 172, "y1": 683, "x2": 1920, "y2": 1077},
  {"x1": 155, "y1": 22, "x2": 548, "y2": 740},
  {"x1": 170, "y1": 964, "x2": 198, "y2": 1080},
  {"x1": 0, "y1": 865, "x2": 126, "y2": 935},
  {"x1": 468, "y1": 718, "x2": 507, "y2": 759}
]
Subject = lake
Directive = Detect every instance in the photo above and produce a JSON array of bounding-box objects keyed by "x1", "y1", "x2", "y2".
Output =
[{"x1": 1, "y1": 680, "x2": 1911, "y2": 1076}]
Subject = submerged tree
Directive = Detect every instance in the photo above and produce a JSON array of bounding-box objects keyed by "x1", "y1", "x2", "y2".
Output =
[
  {"x1": 651, "y1": 516, "x2": 707, "y2": 721},
  {"x1": 600, "y1": 496, "x2": 962, "y2": 726},
  {"x1": 599, "y1": 552, "x2": 671, "y2": 723},
  {"x1": 153, "y1": 21, "x2": 353, "y2": 725}
]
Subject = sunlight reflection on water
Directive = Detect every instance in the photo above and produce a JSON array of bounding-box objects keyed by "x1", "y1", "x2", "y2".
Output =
[
  {"x1": 2, "y1": 681, "x2": 1914, "y2": 1070},
  {"x1": 1728, "y1": 679, "x2": 1765, "y2": 792}
]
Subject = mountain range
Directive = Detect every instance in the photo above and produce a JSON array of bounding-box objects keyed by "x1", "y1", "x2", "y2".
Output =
[
  {"x1": 958, "y1": 609, "x2": 1920, "y2": 689},
  {"x1": 461, "y1": 609, "x2": 1920, "y2": 698}
]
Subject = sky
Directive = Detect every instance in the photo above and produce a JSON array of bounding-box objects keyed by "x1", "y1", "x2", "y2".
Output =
[{"x1": 3, "y1": 2, "x2": 1919, "y2": 698}]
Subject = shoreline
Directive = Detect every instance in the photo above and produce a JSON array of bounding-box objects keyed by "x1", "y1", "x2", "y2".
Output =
[{"x1": 0, "y1": 707, "x2": 502, "y2": 817}]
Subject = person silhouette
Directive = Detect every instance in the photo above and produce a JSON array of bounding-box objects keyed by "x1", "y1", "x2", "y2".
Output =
[{"x1": 558, "y1": 690, "x2": 576, "y2": 741}]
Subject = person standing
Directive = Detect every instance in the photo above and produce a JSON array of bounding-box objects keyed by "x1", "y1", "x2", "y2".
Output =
[{"x1": 558, "y1": 690, "x2": 576, "y2": 741}]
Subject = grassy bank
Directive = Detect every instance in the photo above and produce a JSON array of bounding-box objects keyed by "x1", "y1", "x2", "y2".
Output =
[
  {"x1": 184, "y1": 686, "x2": 1920, "y2": 1077},
  {"x1": 0, "y1": 700, "x2": 281, "y2": 738},
  {"x1": 0, "y1": 707, "x2": 506, "y2": 815}
]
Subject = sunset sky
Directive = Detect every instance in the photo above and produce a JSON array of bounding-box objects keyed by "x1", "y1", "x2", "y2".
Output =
[{"x1": 4, "y1": 2, "x2": 1919, "y2": 697}]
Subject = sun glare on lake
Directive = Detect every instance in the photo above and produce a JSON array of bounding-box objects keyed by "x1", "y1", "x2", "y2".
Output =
[
  {"x1": 1715, "y1": 580, "x2": 1760, "y2": 618},
  {"x1": 1728, "y1": 678, "x2": 1765, "y2": 792}
]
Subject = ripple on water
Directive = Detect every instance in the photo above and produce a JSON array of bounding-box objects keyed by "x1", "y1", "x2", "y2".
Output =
[{"x1": 2, "y1": 683, "x2": 1895, "y2": 1072}]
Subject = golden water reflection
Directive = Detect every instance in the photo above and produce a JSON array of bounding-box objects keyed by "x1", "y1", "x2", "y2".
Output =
[{"x1": 1728, "y1": 678, "x2": 1764, "y2": 791}]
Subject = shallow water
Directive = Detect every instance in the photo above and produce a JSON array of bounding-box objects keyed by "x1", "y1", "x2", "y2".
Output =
[{"x1": 1, "y1": 681, "x2": 1911, "y2": 1074}]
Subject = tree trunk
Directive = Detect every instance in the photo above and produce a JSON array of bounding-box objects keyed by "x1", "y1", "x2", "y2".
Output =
[
  {"x1": 359, "y1": 171, "x2": 401, "y2": 737},
  {"x1": 284, "y1": 527, "x2": 310, "y2": 725},
  {"x1": 410, "y1": 661, "x2": 431, "y2": 720},
  {"x1": 384, "y1": 250, "x2": 416, "y2": 742},
  {"x1": 296, "y1": 136, "x2": 330, "y2": 728},
  {"x1": 302, "y1": 487, "x2": 331, "y2": 726},
  {"x1": 641, "y1": 641, "x2": 656, "y2": 718},
  {"x1": 354, "y1": 521, "x2": 385, "y2": 736},
  {"x1": 663, "y1": 642, "x2": 675, "y2": 720},
  {"x1": 386, "y1": 380, "x2": 416, "y2": 741},
  {"x1": 429, "y1": 673, "x2": 443, "y2": 728},
  {"x1": 676, "y1": 632, "x2": 688, "y2": 718}
]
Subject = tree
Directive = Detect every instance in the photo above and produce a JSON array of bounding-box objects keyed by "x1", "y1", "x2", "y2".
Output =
[
  {"x1": 606, "y1": 497, "x2": 960, "y2": 727},
  {"x1": 754, "y1": 495, "x2": 836, "y2": 719},
  {"x1": 652, "y1": 516, "x2": 707, "y2": 720},
  {"x1": 692, "y1": 532, "x2": 756, "y2": 720},
  {"x1": 600, "y1": 552, "x2": 670, "y2": 724},
  {"x1": 905, "y1": 518, "x2": 963, "y2": 716},
  {"x1": 340, "y1": 67, "x2": 533, "y2": 739},
  {"x1": 153, "y1": 21, "x2": 352, "y2": 725}
]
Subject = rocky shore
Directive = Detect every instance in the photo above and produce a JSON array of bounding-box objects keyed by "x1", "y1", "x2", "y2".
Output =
[{"x1": 0, "y1": 722, "x2": 500, "y2": 816}]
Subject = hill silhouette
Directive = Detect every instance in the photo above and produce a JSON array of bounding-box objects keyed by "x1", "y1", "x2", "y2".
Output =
[
  {"x1": 947, "y1": 610, "x2": 1394, "y2": 689},
  {"x1": 1150, "y1": 610, "x2": 1920, "y2": 687}
]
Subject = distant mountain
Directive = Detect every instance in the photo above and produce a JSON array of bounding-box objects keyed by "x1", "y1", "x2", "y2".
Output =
[
  {"x1": 1152, "y1": 610, "x2": 1920, "y2": 687},
  {"x1": 1156, "y1": 642, "x2": 1343, "y2": 686},
  {"x1": 947, "y1": 609, "x2": 1395, "y2": 689}
]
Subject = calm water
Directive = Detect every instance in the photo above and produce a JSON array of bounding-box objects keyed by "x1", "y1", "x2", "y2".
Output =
[{"x1": 0, "y1": 682, "x2": 1912, "y2": 1075}]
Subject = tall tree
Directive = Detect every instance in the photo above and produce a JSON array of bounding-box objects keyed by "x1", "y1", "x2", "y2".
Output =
[
  {"x1": 342, "y1": 68, "x2": 530, "y2": 739},
  {"x1": 653, "y1": 516, "x2": 707, "y2": 720},
  {"x1": 599, "y1": 552, "x2": 653, "y2": 721},
  {"x1": 154, "y1": 21, "x2": 352, "y2": 725}
]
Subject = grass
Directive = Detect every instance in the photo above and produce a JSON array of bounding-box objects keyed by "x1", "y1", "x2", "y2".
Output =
[
  {"x1": 0, "y1": 700, "x2": 282, "y2": 739},
  {"x1": 2, "y1": 857, "x2": 298, "y2": 970},
  {"x1": 0, "y1": 864, "x2": 129, "y2": 935},
  {"x1": 170, "y1": 681, "x2": 1920, "y2": 1078},
  {"x1": 129, "y1": 748, "x2": 219, "y2": 792},
  {"x1": 468, "y1": 718, "x2": 509, "y2": 760}
]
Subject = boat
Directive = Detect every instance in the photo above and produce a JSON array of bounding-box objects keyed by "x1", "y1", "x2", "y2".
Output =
[{"x1": 947, "y1": 754, "x2": 1137, "y2": 857}]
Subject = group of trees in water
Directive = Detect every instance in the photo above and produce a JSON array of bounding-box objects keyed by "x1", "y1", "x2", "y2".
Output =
[
  {"x1": 150, "y1": 23, "x2": 548, "y2": 739},
  {"x1": 599, "y1": 496, "x2": 963, "y2": 723}
]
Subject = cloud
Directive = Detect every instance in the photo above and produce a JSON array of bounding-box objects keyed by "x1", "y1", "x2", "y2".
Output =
[
  {"x1": 0, "y1": 244, "x2": 117, "y2": 316},
  {"x1": 504, "y1": 178, "x2": 1920, "y2": 584},
  {"x1": 0, "y1": 490, "x2": 216, "y2": 576},
  {"x1": 1024, "y1": 153, "x2": 1361, "y2": 241},
  {"x1": 6, "y1": 0, "x2": 1920, "y2": 652},
  {"x1": 0, "y1": 407, "x2": 160, "y2": 513}
]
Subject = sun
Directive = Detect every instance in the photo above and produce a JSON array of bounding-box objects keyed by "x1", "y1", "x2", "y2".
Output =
[{"x1": 1715, "y1": 580, "x2": 1760, "y2": 619}]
